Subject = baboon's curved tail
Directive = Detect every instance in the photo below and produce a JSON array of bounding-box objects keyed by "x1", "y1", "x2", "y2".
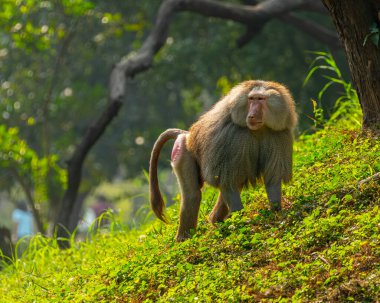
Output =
[{"x1": 149, "y1": 128, "x2": 187, "y2": 223}]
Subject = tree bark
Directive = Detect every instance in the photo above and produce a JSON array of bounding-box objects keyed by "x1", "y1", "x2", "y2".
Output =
[
  {"x1": 322, "y1": 0, "x2": 380, "y2": 132},
  {"x1": 56, "y1": 100, "x2": 122, "y2": 245}
]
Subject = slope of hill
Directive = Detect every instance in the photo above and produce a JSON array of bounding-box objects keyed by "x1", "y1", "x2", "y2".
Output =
[{"x1": 0, "y1": 122, "x2": 379, "y2": 302}]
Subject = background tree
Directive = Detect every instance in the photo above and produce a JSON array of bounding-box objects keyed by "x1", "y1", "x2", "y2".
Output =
[{"x1": 321, "y1": 0, "x2": 380, "y2": 132}]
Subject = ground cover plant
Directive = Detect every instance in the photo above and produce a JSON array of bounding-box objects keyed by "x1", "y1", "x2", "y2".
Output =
[
  {"x1": 1, "y1": 113, "x2": 379, "y2": 303},
  {"x1": 1, "y1": 57, "x2": 379, "y2": 301}
]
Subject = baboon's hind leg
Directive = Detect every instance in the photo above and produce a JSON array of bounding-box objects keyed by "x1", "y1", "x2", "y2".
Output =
[{"x1": 172, "y1": 134, "x2": 202, "y2": 241}]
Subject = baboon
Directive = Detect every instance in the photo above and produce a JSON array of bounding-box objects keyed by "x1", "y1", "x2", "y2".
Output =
[{"x1": 149, "y1": 80, "x2": 297, "y2": 241}]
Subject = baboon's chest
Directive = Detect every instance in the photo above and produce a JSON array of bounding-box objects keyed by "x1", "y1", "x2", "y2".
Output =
[{"x1": 200, "y1": 126, "x2": 261, "y2": 188}]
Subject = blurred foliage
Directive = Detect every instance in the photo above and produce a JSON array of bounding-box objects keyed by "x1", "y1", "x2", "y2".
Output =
[
  {"x1": 0, "y1": 0, "x2": 350, "y2": 225},
  {"x1": 0, "y1": 125, "x2": 66, "y2": 222}
]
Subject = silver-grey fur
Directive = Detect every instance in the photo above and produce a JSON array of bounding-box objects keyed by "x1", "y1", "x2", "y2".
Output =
[{"x1": 149, "y1": 80, "x2": 297, "y2": 241}]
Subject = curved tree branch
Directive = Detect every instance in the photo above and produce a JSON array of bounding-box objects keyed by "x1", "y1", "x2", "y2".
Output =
[
  {"x1": 297, "y1": 2, "x2": 328, "y2": 14},
  {"x1": 180, "y1": 0, "x2": 339, "y2": 49},
  {"x1": 280, "y1": 14, "x2": 341, "y2": 49}
]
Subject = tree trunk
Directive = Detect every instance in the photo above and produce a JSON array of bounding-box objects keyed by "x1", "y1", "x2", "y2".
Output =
[
  {"x1": 322, "y1": 0, "x2": 380, "y2": 132},
  {"x1": 56, "y1": 100, "x2": 122, "y2": 247}
]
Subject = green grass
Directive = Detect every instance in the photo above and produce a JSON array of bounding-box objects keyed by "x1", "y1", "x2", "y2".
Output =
[{"x1": 1, "y1": 120, "x2": 379, "y2": 302}]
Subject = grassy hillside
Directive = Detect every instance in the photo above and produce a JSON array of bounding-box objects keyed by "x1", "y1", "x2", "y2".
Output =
[{"x1": 1, "y1": 121, "x2": 379, "y2": 302}]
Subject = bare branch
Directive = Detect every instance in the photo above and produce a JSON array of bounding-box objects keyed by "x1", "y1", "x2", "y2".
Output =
[
  {"x1": 280, "y1": 14, "x2": 341, "y2": 49},
  {"x1": 358, "y1": 172, "x2": 380, "y2": 187},
  {"x1": 178, "y1": 0, "x2": 338, "y2": 48},
  {"x1": 297, "y1": 2, "x2": 328, "y2": 14},
  {"x1": 178, "y1": 0, "x2": 313, "y2": 24},
  {"x1": 253, "y1": 0, "x2": 316, "y2": 15},
  {"x1": 110, "y1": 0, "x2": 180, "y2": 100},
  {"x1": 179, "y1": 0, "x2": 259, "y2": 23}
]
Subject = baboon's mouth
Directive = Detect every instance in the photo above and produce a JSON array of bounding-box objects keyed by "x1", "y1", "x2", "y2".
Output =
[{"x1": 248, "y1": 121, "x2": 263, "y2": 130}]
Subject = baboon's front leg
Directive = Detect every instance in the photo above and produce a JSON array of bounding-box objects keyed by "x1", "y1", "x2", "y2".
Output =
[
  {"x1": 208, "y1": 193, "x2": 230, "y2": 223},
  {"x1": 265, "y1": 181, "x2": 282, "y2": 211},
  {"x1": 221, "y1": 188, "x2": 243, "y2": 212}
]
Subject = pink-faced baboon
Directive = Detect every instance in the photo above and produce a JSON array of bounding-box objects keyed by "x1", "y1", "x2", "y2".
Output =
[{"x1": 149, "y1": 80, "x2": 297, "y2": 241}]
